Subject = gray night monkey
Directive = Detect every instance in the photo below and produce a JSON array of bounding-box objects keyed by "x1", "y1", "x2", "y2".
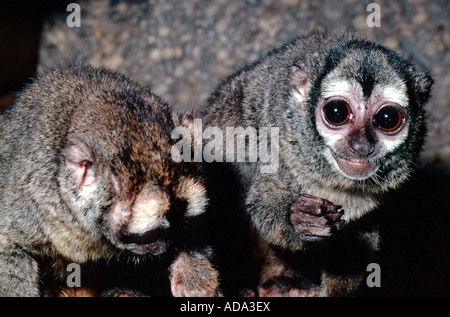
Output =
[
  {"x1": 201, "y1": 32, "x2": 433, "y2": 296},
  {"x1": 0, "y1": 65, "x2": 220, "y2": 297}
]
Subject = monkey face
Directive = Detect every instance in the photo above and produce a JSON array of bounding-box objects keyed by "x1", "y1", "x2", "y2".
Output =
[
  {"x1": 290, "y1": 40, "x2": 432, "y2": 190},
  {"x1": 104, "y1": 176, "x2": 208, "y2": 256},
  {"x1": 105, "y1": 182, "x2": 173, "y2": 255},
  {"x1": 315, "y1": 78, "x2": 409, "y2": 180},
  {"x1": 60, "y1": 140, "x2": 208, "y2": 257},
  {"x1": 58, "y1": 94, "x2": 208, "y2": 257}
]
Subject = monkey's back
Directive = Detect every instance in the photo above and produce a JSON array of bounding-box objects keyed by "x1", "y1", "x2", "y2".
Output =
[{"x1": 0, "y1": 66, "x2": 91, "y2": 245}]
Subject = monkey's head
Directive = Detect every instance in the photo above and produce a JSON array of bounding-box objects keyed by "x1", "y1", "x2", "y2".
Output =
[
  {"x1": 290, "y1": 36, "x2": 433, "y2": 194},
  {"x1": 58, "y1": 88, "x2": 207, "y2": 257}
]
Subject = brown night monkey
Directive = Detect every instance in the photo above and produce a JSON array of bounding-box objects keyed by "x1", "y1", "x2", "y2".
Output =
[
  {"x1": 0, "y1": 64, "x2": 220, "y2": 296},
  {"x1": 201, "y1": 32, "x2": 432, "y2": 296}
]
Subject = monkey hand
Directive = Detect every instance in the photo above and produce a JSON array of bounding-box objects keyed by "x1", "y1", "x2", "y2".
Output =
[
  {"x1": 170, "y1": 251, "x2": 222, "y2": 297},
  {"x1": 290, "y1": 194, "x2": 344, "y2": 238}
]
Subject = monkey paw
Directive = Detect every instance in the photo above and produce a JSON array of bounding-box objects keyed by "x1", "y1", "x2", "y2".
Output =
[
  {"x1": 170, "y1": 252, "x2": 222, "y2": 297},
  {"x1": 290, "y1": 194, "x2": 343, "y2": 238}
]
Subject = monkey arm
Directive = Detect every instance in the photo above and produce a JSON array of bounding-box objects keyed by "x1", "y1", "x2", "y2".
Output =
[
  {"x1": 246, "y1": 175, "x2": 344, "y2": 252},
  {"x1": 0, "y1": 246, "x2": 40, "y2": 296},
  {"x1": 245, "y1": 175, "x2": 306, "y2": 251}
]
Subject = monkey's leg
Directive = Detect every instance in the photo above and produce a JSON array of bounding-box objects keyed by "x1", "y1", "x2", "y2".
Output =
[
  {"x1": 289, "y1": 197, "x2": 372, "y2": 296},
  {"x1": 0, "y1": 248, "x2": 40, "y2": 296},
  {"x1": 319, "y1": 229, "x2": 381, "y2": 296},
  {"x1": 319, "y1": 272, "x2": 365, "y2": 297},
  {"x1": 290, "y1": 194, "x2": 344, "y2": 237},
  {"x1": 169, "y1": 249, "x2": 222, "y2": 297},
  {"x1": 247, "y1": 177, "x2": 350, "y2": 296},
  {"x1": 258, "y1": 248, "x2": 320, "y2": 297}
]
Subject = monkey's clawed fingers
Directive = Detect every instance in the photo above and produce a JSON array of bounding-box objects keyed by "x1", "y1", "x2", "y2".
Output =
[
  {"x1": 290, "y1": 194, "x2": 344, "y2": 237},
  {"x1": 291, "y1": 194, "x2": 341, "y2": 216}
]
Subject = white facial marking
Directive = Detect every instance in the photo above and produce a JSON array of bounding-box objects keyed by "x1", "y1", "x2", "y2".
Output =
[
  {"x1": 178, "y1": 177, "x2": 208, "y2": 217},
  {"x1": 321, "y1": 80, "x2": 356, "y2": 99},
  {"x1": 316, "y1": 78, "x2": 364, "y2": 151},
  {"x1": 372, "y1": 84, "x2": 409, "y2": 108},
  {"x1": 316, "y1": 119, "x2": 341, "y2": 148},
  {"x1": 370, "y1": 83, "x2": 410, "y2": 153},
  {"x1": 128, "y1": 191, "x2": 170, "y2": 234},
  {"x1": 322, "y1": 147, "x2": 340, "y2": 172},
  {"x1": 381, "y1": 125, "x2": 409, "y2": 152}
]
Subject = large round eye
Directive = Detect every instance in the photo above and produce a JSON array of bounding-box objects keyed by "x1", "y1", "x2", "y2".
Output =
[
  {"x1": 323, "y1": 100, "x2": 352, "y2": 126},
  {"x1": 373, "y1": 106, "x2": 404, "y2": 132}
]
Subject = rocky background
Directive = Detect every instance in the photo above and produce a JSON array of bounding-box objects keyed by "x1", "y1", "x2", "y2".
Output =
[
  {"x1": 35, "y1": 0, "x2": 450, "y2": 174},
  {"x1": 1, "y1": 0, "x2": 449, "y2": 296}
]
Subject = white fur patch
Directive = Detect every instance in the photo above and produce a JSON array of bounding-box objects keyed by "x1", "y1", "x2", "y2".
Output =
[
  {"x1": 128, "y1": 191, "x2": 170, "y2": 234},
  {"x1": 371, "y1": 83, "x2": 409, "y2": 153},
  {"x1": 291, "y1": 89, "x2": 306, "y2": 104},
  {"x1": 382, "y1": 125, "x2": 409, "y2": 152},
  {"x1": 316, "y1": 122, "x2": 342, "y2": 149},
  {"x1": 321, "y1": 79, "x2": 361, "y2": 100},
  {"x1": 321, "y1": 147, "x2": 345, "y2": 178},
  {"x1": 372, "y1": 84, "x2": 409, "y2": 108},
  {"x1": 177, "y1": 177, "x2": 208, "y2": 217}
]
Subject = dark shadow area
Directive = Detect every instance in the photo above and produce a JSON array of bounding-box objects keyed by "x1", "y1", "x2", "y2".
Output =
[
  {"x1": 362, "y1": 170, "x2": 450, "y2": 296},
  {"x1": 0, "y1": 0, "x2": 73, "y2": 113}
]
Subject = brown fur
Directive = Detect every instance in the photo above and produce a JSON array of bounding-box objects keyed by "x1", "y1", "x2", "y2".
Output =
[{"x1": 0, "y1": 64, "x2": 219, "y2": 296}]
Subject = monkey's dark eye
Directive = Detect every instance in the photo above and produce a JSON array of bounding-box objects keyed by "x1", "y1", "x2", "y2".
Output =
[
  {"x1": 373, "y1": 106, "x2": 404, "y2": 132},
  {"x1": 323, "y1": 100, "x2": 352, "y2": 126}
]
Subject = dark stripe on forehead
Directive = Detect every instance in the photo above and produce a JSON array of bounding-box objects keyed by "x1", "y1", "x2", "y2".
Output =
[
  {"x1": 359, "y1": 58, "x2": 377, "y2": 98},
  {"x1": 346, "y1": 39, "x2": 412, "y2": 82},
  {"x1": 313, "y1": 39, "x2": 412, "y2": 101},
  {"x1": 328, "y1": 40, "x2": 381, "y2": 98}
]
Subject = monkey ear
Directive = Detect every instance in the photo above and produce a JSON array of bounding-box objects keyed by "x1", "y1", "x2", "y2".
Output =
[
  {"x1": 412, "y1": 70, "x2": 433, "y2": 106},
  {"x1": 171, "y1": 111, "x2": 195, "y2": 132},
  {"x1": 290, "y1": 63, "x2": 311, "y2": 110},
  {"x1": 64, "y1": 140, "x2": 97, "y2": 188},
  {"x1": 181, "y1": 113, "x2": 195, "y2": 132}
]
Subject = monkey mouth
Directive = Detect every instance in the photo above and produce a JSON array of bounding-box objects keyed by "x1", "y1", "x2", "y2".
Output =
[
  {"x1": 330, "y1": 151, "x2": 379, "y2": 180},
  {"x1": 119, "y1": 228, "x2": 171, "y2": 255}
]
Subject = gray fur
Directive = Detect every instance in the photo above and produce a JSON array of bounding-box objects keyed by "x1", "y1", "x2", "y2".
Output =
[{"x1": 201, "y1": 32, "x2": 432, "y2": 295}]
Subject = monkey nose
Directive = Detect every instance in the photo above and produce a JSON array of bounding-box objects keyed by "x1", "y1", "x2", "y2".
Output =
[
  {"x1": 349, "y1": 139, "x2": 375, "y2": 157},
  {"x1": 349, "y1": 129, "x2": 376, "y2": 157}
]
